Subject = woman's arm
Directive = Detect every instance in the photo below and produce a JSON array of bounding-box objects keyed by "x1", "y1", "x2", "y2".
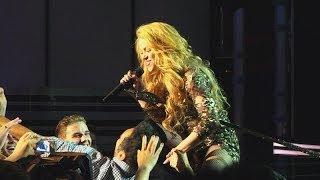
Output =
[
  {"x1": 175, "y1": 131, "x2": 200, "y2": 153},
  {"x1": 167, "y1": 70, "x2": 221, "y2": 155},
  {"x1": 163, "y1": 149, "x2": 195, "y2": 176},
  {"x1": 184, "y1": 69, "x2": 222, "y2": 140}
]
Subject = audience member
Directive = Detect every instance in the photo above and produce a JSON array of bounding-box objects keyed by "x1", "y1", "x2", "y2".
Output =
[
  {"x1": 55, "y1": 114, "x2": 92, "y2": 147},
  {"x1": 45, "y1": 120, "x2": 168, "y2": 179}
]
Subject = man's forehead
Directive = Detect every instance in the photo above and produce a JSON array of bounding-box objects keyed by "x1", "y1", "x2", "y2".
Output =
[{"x1": 66, "y1": 121, "x2": 89, "y2": 133}]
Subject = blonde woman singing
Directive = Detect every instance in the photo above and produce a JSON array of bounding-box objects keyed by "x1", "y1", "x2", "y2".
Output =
[{"x1": 121, "y1": 22, "x2": 240, "y2": 173}]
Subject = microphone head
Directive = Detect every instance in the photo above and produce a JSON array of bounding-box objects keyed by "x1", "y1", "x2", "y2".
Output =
[
  {"x1": 101, "y1": 67, "x2": 144, "y2": 102},
  {"x1": 134, "y1": 67, "x2": 144, "y2": 77}
]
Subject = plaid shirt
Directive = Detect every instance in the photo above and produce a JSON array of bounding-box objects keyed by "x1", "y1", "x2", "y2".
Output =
[{"x1": 47, "y1": 137, "x2": 136, "y2": 180}]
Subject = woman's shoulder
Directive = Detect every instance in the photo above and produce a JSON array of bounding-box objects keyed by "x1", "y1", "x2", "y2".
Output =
[
  {"x1": 183, "y1": 68, "x2": 213, "y2": 97},
  {"x1": 184, "y1": 67, "x2": 211, "y2": 88}
]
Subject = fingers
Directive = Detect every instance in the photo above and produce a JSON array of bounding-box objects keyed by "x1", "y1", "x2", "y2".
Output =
[
  {"x1": 20, "y1": 132, "x2": 39, "y2": 141},
  {"x1": 146, "y1": 135, "x2": 155, "y2": 151},
  {"x1": 150, "y1": 136, "x2": 159, "y2": 153},
  {"x1": 163, "y1": 149, "x2": 176, "y2": 164},
  {"x1": 141, "y1": 135, "x2": 147, "y2": 151},
  {"x1": 25, "y1": 132, "x2": 38, "y2": 140},
  {"x1": 163, "y1": 152, "x2": 179, "y2": 168},
  {"x1": 29, "y1": 138, "x2": 39, "y2": 149},
  {"x1": 120, "y1": 70, "x2": 132, "y2": 83},
  {"x1": 24, "y1": 133, "x2": 34, "y2": 145},
  {"x1": 155, "y1": 143, "x2": 164, "y2": 156},
  {"x1": 127, "y1": 70, "x2": 137, "y2": 78},
  {"x1": 19, "y1": 132, "x2": 31, "y2": 141},
  {"x1": 120, "y1": 74, "x2": 130, "y2": 84},
  {"x1": 19, "y1": 132, "x2": 41, "y2": 150},
  {"x1": 120, "y1": 70, "x2": 138, "y2": 84},
  {"x1": 147, "y1": 135, "x2": 159, "y2": 153},
  {"x1": 4, "y1": 117, "x2": 22, "y2": 129},
  {"x1": 163, "y1": 157, "x2": 170, "y2": 164},
  {"x1": 166, "y1": 148, "x2": 176, "y2": 158},
  {"x1": 140, "y1": 135, "x2": 164, "y2": 157},
  {"x1": 142, "y1": 135, "x2": 163, "y2": 155}
]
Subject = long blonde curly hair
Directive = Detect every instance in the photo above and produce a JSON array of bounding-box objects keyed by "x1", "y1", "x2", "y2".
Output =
[{"x1": 135, "y1": 22, "x2": 228, "y2": 132}]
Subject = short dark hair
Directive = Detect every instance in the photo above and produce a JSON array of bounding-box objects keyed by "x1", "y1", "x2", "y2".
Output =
[
  {"x1": 55, "y1": 115, "x2": 87, "y2": 138},
  {"x1": 118, "y1": 119, "x2": 167, "y2": 169}
]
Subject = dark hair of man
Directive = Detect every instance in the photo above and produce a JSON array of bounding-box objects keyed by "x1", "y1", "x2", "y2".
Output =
[
  {"x1": 55, "y1": 114, "x2": 87, "y2": 138},
  {"x1": 118, "y1": 119, "x2": 167, "y2": 169}
]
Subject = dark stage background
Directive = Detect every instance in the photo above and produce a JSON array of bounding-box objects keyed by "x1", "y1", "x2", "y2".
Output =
[{"x1": 1, "y1": 0, "x2": 319, "y2": 179}]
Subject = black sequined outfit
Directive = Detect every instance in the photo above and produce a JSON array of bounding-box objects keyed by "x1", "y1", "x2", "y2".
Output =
[{"x1": 126, "y1": 68, "x2": 240, "y2": 167}]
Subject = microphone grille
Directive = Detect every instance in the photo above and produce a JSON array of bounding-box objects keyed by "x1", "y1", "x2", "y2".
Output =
[{"x1": 134, "y1": 67, "x2": 144, "y2": 77}]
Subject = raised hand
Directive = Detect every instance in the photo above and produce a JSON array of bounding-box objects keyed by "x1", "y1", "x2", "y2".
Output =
[
  {"x1": 120, "y1": 70, "x2": 143, "y2": 91},
  {"x1": 0, "y1": 87, "x2": 7, "y2": 116},
  {"x1": 163, "y1": 149, "x2": 194, "y2": 175},
  {"x1": 0, "y1": 117, "x2": 22, "y2": 150},
  {"x1": 5, "y1": 132, "x2": 41, "y2": 162},
  {"x1": 137, "y1": 135, "x2": 164, "y2": 171},
  {"x1": 136, "y1": 135, "x2": 164, "y2": 180}
]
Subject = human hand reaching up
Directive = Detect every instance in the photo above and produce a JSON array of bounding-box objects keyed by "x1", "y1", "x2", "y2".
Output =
[
  {"x1": 0, "y1": 87, "x2": 7, "y2": 116},
  {"x1": 0, "y1": 117, "x2": 22, "y2": 150},
  {"x1": 136, "y1": 135, "x2": 164, "y2": 180},
  {"x1": 5, "y1": 132, "x2": 41, "y2": 162}
]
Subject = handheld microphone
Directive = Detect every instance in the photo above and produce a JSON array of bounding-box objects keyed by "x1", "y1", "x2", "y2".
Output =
[{"x1": 102, "y1": 67, "x2": 144, "y2": 102}]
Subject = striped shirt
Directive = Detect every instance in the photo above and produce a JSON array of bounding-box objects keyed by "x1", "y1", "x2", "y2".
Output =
[{"x1": 46, "y1": 136, "x2": 136, "y2": 180}]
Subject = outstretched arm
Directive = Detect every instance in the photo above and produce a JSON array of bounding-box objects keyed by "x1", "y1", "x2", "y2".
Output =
[
  {"x1": 0, "y1": 88, "x2": 34, "y2": 142},
  {"x1": 165, "y1": 69, "x2": 222, "y2": 159},
  {"x1": 0, "y1": 116, "x2": 33, "y2": 140},
  {"x1": 0, "y1": 117, "x2": 22, "y2": 150}
]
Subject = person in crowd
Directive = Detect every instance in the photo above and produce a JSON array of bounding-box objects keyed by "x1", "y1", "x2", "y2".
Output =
[
  {"x1": 55, "y1": 114, "x2": 93, "y2": 147},
  {"x1": 45, "y1": 120, "x2": 170, "y2": 179},
  {"x1": 0, "y1": 118, "x2": 22, "y2": 160},
  {"x1": 0, "y1": 86, "x2": 179, "y2": 179},
  {"x1": 1, "y1": 87, "x2": 32, "y2": 161},
  {"x1": 0, "y1": 116, "x2": 38, "y2": 180}
]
